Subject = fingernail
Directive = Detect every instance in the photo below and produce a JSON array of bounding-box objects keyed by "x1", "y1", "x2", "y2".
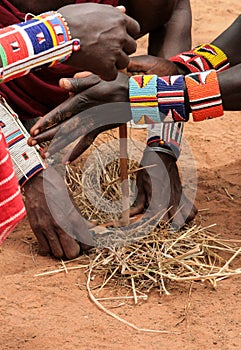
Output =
[
  {"x1": 44, "y1": 152, "x2": 50, "y2": 158},
  {"x1": 33, "y1": 129, "x2": 39, "y2": 136},
  {"x1": 31, "y1": 139, "x2": 37, "y2": 146},
  {"x1": 117, "y1": 5, "x2": 126, "y2": 13},
  {"x1": 61, "y1": 79, "x2": 71, "y2": 89}
]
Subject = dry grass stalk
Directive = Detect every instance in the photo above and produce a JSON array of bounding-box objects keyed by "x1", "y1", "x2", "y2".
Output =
[{"x1": 62, "y1": 135, "x2": 241, "y2": 300}]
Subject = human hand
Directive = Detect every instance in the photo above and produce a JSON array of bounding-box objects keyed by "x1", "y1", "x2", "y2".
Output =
[
  {"x1": 58, "y1": 3, "x2": 140, "y2": 80},
  {"x1": 24, "y1": 168, "x2": 94, "y2": 259},
  {"x1": 130, "y1": 148, "x2": 198, "y2": 228},
  {"x1": 28, "y1": 73, "x2": 131, "y2": 161},
  {"x1": 127, "y1": 55, "x2": 180, "y2": 76}
]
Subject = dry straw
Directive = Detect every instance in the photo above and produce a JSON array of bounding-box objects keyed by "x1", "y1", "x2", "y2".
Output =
[
  {"x1": 62, "y1": 133, "x2": 241, "y2": 295},
  {"x1": 36, "y1": 133, "x2": 241, "y2": 331}
]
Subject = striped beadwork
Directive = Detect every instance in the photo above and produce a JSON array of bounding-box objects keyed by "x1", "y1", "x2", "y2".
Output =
[
  {"x1": 129, "y1": 75, "x2": 161, "y2": 124},
  {"x1": 169, "y1": 51, "x2": 212, "y2": 73},
  {"x1": 185, "y1": 70, "x2": 224, "y2": 122},
  {"x1": 147, "y1": 122, "x2": 184, "y2": 159},
  {"x1": 0, "y1": 128, "x2": 26, "y2": 245},
  {"x1": 0, "y1": 11, "x2": 80, "y2": 83},
  {"x1": 157, "y1": 75, "x2": 188, "y2": 122},
  {"x1": 193, "y1": 44, "x2": 230, "y2": 72},
  {"x1": 0, "y1": 97, "x2": 45, "y2": 186}
]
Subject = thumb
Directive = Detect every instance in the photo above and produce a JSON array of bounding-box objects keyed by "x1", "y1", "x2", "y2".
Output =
[{"x1": 59, "y1": 74, "x2": 101, "y2": 93}]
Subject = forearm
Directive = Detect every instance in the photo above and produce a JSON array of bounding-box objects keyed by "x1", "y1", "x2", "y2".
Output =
[
  {"x1": 211, "y1": 14, "x2": 241, "y2": 67},
  {"x1": 149, "y1": 0, "x2": 192, "y2": 58},
  {"x1": 218, "y1": 64, "x2": 241, "y2": 110}
]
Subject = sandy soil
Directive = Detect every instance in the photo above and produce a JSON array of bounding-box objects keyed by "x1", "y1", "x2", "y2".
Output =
[{"x1": 0, "y1": 1, "x2": 241, "y2": 349}]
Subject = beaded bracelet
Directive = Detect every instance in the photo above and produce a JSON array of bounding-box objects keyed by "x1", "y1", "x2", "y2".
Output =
[
  {"x1": 170, "y1": 44, "x2": 230, "y2": 74},
  {"x1": 129, "y1": 75, "x2": 188, "y2": 124},
  {"x1": 185, "y1": 69, "x2": 224, "y2": 122},
  {"x1": 193, "y1": 44, "x2": 230, "y2": 72},
  {"x1": 129, "y1": 75, "x2": 160, "y2": 124},
  {"x1": 147, "y1": 122, "x2": 184, "y2": 159},
  {"x1": 0, "y1": 96, "x2": 46, "y2": 186},
  {"x1": 169, "y1": 51, "x2": 212, "y2": 73},
  {"x1": 0, "y1": 11, "x2": 80, "y2": 83},
  {"x1": 157, "y1": 75, "x2": 188, "y2": 122}
]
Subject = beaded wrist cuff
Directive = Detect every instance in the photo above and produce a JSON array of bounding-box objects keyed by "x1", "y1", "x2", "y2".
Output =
[
  {"x1": 129, "y1": 75, "x2": 160, "y2": 124},
  {"x1": 169, "y1": 51, "x2": 212, "y2": 73},
  {"x1": 0, "y1": 96, "x2": 46, "y2": 186},
  {"x1": 185, "y1": 69, "x2": 224, "y2": 122},
  {"x1": 170, "y1": 44, "x2": 230, "y2": 74},
  {"x1": 0, "y1": 11, "x2": 81, "y2": 83},
  {"x1": 157, "y1": 75, "x2": 188, "y2": 122},
  {"x1": 147, "y1": 122, "x2": 183, "y2": 159},
  {"x1": 129, "y1": 74, "x2": 188, "y2": 124},
  {"x1": 193, "y1": 44, "x2": 230, "y2": 72}
]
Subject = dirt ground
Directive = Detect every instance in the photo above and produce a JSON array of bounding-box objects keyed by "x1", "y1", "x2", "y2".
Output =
[{"x1": 0, "y1": 1, "x2": 241, "y2": 349}]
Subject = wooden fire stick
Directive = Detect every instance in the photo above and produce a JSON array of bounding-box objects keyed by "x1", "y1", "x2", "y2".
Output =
[
  {"x1": 118, "y1": 68, "x2": 130, "y2": 226},
  {"x1": 119, "y1": 123, "x2": 130, "y2": 226}
]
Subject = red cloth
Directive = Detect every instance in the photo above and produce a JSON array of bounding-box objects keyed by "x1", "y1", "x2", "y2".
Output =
[
  {"x1": 0, "y1": 0, "x2": 118, "y2": 120},
  {"x1": 0, "y1": 128, "x2": 26, "y2": 244},
  {"x1": 76, "y1": 0, "x2": 118, "y2": 4}
]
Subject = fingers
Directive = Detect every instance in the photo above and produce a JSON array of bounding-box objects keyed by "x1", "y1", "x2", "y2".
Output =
[
  {"x1": 59, "y1": 74, "x2": 101, "y2": 94},
  {"x1": 124, "y1": 13, "x2": 140, "y2": 39},
  {"x1": 28, "y1": 125, "x2": 61, "y2": 146},
  {"x1": 30, "y1": 94, "x2": 84, "y2": 137},
  {"x1": 117, "y1": 5, "x2": 126, "y2": 13},
  {"x1": 127, "y1": 56, "x2": 146, "y2": 73},
  {"x1": 56, "y1": 226, "x2": 81, "y2": 259},
  {"x1": 99, "y1": 64, "x2": 119, "y2": 81},
  {"x1": 115, "y1": 52, "x2": 130, "y2": 71},
  {"x1": 122, "y1": 34, "x2": 138, "y2": 57}
]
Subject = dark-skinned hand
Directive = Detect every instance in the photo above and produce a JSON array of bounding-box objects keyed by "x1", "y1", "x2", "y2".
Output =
[
  {"x1": 127, "y1": 55, "x2": 181, "y2": 76},
  {"x1": 130, "y1": 148, "x2": 197, "y2": 228},
  {"x1": 24, "y1": 167, "x2": 94, "y2": 259},
  {"x1": 28, "y1": 72, "x2": 131, "y2": 162},
  {"x1": 58, "y1": 3, "x2": 140, "y2": 80},
  {"x1": 28, "y1": 55, "x2": 180, "y2": 161}
]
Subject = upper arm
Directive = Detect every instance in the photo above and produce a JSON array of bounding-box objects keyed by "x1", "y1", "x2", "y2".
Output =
[
  {"x1": 123, "y1": 0, "x2": 178, "y2": 37},
  {"x1": 149, "y1": 0, "x2": 192, "y2": 57}
]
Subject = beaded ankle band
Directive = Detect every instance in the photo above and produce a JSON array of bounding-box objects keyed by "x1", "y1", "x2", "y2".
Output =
[
  {"x1": 0, "y1": 11, "x2": 80, "y2": 83},
  {"x1": 185, "y1": 69, "x2": 224, "y2": 122},
  {"x1": 0, "y1": 96, "x2": 46, "y2": 186}
]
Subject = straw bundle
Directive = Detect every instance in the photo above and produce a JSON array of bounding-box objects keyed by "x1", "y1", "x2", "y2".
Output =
[{"x1": 62, "y1": 134, "x2": 241, "y2": 299}]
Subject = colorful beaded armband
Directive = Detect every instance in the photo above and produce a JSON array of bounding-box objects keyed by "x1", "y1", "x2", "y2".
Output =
[
  {"x1": 193, "y1": 44, "x2": 230, "y2": 72},
  {"x1": 129, "y1": 75, "x2": 160, "y2": 124},
  {"x1": 157, "y1": 75, "x2": 188, "y2": 122},
  {"x1": 169, "y1": 51, "x2": 212, "y2": 73},
  {"x1": 0, "y1": 11, "x2": 80, "y2": 83},
  {"x1": 129, "y1": 75, "x2": 188, "y2": 124},
  {"x1": 185, "y1": 69, "x2": 224, "y2": 122},
  {"x1": 0, "y1": 96, "x2": 46, "y2": 186},
  {"x1": 170, "y1": 44, "x2": 230, "y2": 74}
]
